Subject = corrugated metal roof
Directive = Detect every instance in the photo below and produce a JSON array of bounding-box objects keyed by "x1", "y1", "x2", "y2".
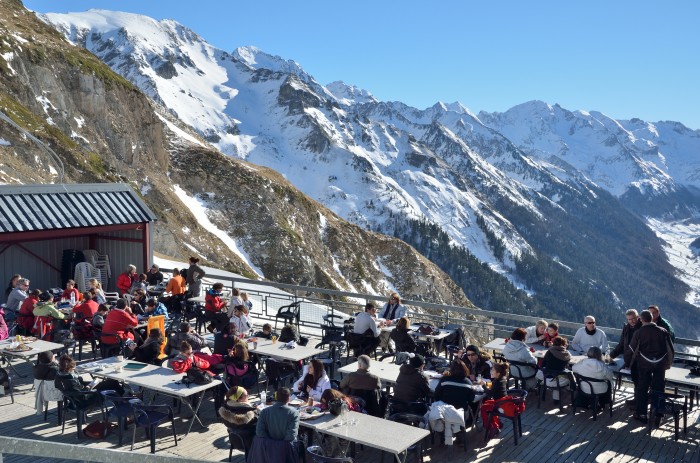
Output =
[{"x1": 0, "y1": 183, "x2": 157, "y2": 233}]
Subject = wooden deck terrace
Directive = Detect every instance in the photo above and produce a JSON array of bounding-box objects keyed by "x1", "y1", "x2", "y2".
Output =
[{"x1": 1, "y1": 353, "x2": 699, "y2": 463}]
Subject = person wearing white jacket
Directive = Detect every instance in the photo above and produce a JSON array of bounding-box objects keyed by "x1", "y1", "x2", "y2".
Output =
[
  {"x1": 292, "y1": 359, "x2": 331, "y2": 402},
  {"x1": 571, "y1": 316, "x2": 609, "y2": 354},
  {"x1": 525, "y1": 320, "x2": 548, "y2": 344},
  {"x1": 572, "y1": 346, "x2": 615, "y2": 397},
  {"x1": 502, "y1": 328, "x2": 538, "y2": 389},
  {"x1": 427, "y1": 400, "x2": 466, "y2": 445}
]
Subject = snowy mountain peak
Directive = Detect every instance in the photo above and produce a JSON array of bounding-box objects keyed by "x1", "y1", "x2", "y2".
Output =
[
  {"x1": 232, "y1": 46, "x2": 311, "y2": 80},
  {"x1": 325, "y1": 81, "x2": 377, "y2": 105}
]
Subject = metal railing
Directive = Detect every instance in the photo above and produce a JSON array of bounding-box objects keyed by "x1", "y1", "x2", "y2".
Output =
[{"x1": 171, "y1": 269, "x2": 700, "y2": 355}]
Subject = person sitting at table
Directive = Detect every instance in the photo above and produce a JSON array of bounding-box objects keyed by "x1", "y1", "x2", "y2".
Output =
[
  {"x1": 165, "y1": 322, "x2": 206, "y2": 357},
  {"x1": 17, "y1": 288, "x2": 40, "y2": 335},
  {"x1": 140, "y1": 298, "x2": 168, "y2": 320},
  {"x1": 87, "y1": 278, "x2": 106, "y2": 305},
  {"x1": 101, "y1": 298, "x2": 138, "y2": 346},
  {"x1": 525, "y1": 319, "x2": 548, "y2": 344},
  {"x1": 54, "y1": 354, "x2": 104, "y2": 409},
  {"x1": 317, "y1": 388, "x2": 363, "y2": 457},
  {"x1": 224, "y1": 343, "x2": 259, "y2": 389},
  {"x1": 219, "y1": 385, "x2": 259, "y2": 451},
  {"x1": 214, "y1": 322, "x2": 241, "y2": 355},
  {"x1": 32, "y1": 291, "x2": 67, "y2": 339},
  {"x1": 352, "y1": 302, "x2": 381, "y2": 356},
  {"x1": 60, "y1": 280, "x2": 81, "y2": 304},
  {"x1": 165, "y1": 268, "x2": 187, "y2": 295},
  {"x1": 171, "y1": 341, "x2": 212, "y2": 373},
  {"x1": 339, "y1": 354, "x2": 381, "y2": 394},
  {"x1": 130, "y1": 273, "x2": 149, "y2": 294},
  {"x1": 535, "y1": 335, "x2": 572, "y2": 403},
  {"x1": 0, "y1": 307, "x2": 8, "y2": 341},
  {"x1": 502, "y1": 327, "x2": 538, "y2": 389},
  {"x1": 130, "y1": 289, "x2": 147, "y2": 315},
  {"x1": 460, "y1": 344, "x2": 492, "y2": 382},
  {"x1": 433, "y1": 358, "x2": 476, "y2": 402},
  {"x1": 480, "y1": 361, "x2": 509, "y2": 438},
  {"x1": 117, "y1": 264, "x2": 137, "y2": 295},
  {"x1": 291, "y1": 359, "x2": 331, "y2": 402},
  {"x1": 378, "y1": 293, "x2": 406, "y2": 353},
  {"x1": 6, "y1": 278, "x2": 30, "y2": 318},
  {"x1": 133, "y1": 328, "x2": 165, "y2": 365},
  {"x1": 278, "y1": 323, "x2": 300, "y2": 343},
  {"x1": 572, "y1": 346, "x2": 615, "y2": 408},
  {"x1": 255, "y1": 386, "x2": 300, "y2": 442},
  {"x1": 4, "y1": 274, "x2": 21, "y2": 300},
  {"x1": 230, "y1": 304, "x2": 252, "y2": 334},
  {"x1": 394, "y1": 354, "x2": 430, "y2": 406},
  {"x1": 72, "y1": 289, "x2": 99, "y2": 322},
  {"x1": 240, "y1": 291, "x2": 253, "y2": 312},
  {"x1": 390, "y1": 316, "x2": 417, "y2": 353},
  {"x1": 146, "y1": 264, "x2": 164, "y2": 286},
  {"x1": 226, "y1": 288, "x2": 245, "y2": 317},
  {"x1": 254, "y1": 323, "x2": 275, "y2": 340},
  {"x1": 571, "y1": 316, "x2": 609, "y2": 354},
  {"x1": 91, "y1": 304, "x2": 109, "y2": 329},
  {"x1": 205, "y1": 282, "x2": 230, "y2": 333}
]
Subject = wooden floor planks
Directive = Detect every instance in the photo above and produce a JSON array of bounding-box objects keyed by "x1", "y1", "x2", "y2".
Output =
[{"x1": 1, "y1": 355, "x2": 699, "y2": 463}]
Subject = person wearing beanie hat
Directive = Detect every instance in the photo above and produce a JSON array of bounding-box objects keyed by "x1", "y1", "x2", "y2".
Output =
[
  {"x1": 394, "y1": 353, "x2": 430, "y2": 405},
  {"x1": 460, "y1": 344, "x2": 492, "y2": 381},
  {"x1": 219, "y1": 385, "x2": 258, "y2": 449}
]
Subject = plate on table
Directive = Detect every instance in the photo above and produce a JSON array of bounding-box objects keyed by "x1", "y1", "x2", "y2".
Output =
[
  {"x1": 288, "y1": 398, "x2": 305, "y2": 407},
  {"x1": 3, "y1": 344, "x2": 32, "y2": 352},
  {"x1": 299, "y1": 406, "x2": 326, "y2": 420}
]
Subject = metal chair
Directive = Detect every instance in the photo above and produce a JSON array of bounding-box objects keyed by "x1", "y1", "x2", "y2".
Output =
[
  {"x1": 129, "y1": 398, "x2": 178, "y2": 453},
  {"x1": 274, "y1": 301, "x2": 301, "y2": 331},
  {"x1": 435, "y1": 380, "x2": 481, "y2": 441},
  {"x1": 306, "y1": 445, "x2": 354, "y2": 462},
  {"x1": 101, "y1": 390, "x2": 135, "y2": 446},
  {"x1": 0, "y1": 367, "x2": 14, "y2": 403},
  {"x1": 507, "y1": 360, "x2": 538, "y2": 390},
  {"x1": 263, "y1": 358, "x2": 296, "y2": 391},
  {"x1": 483, "y1": 389, "x2": 528, "y2": 445},
  {"x1": 572, "y1": 373, "x2": 613, "y2": 420},
  {"x1": 537, "y1": 367, "x2": 573, "y2": 412},
  {"x1": 226, "y1": 424, "x2": 255, "y2": 461},
  {"x1": 648, "y1": 390, "x2": 688, "y2": 440},
  {"x1": 60, "y1": 390, "x2": 105, "y2": 439},
  {"x1": 72, "y1": 322, "x2": 98, "y2": 361}
]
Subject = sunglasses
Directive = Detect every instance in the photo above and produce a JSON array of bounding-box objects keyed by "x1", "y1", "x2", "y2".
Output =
[{"x1": 586, "y1": 322, "x2": 595, "y2": 325}]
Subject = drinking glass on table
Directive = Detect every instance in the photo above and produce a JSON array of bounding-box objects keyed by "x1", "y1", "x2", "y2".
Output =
[{"x1": 271, "y1": 335, "x2": 278, "y2": 344}]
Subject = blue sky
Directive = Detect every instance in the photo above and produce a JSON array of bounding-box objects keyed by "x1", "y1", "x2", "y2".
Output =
[{"x1": 25, "y1": 0, "x2": 700, "y2": 129}]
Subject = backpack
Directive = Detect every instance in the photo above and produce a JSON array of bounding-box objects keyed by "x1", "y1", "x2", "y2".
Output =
[
  {"x1": 83, "y1": 420, "x2": 112, "y2": 439},
  {"x1": 417, "y1": 323, "x2": 439, "y2": 336},
  {"x1": 183, "y1": 366, "x2": 213, "y2": 386}
]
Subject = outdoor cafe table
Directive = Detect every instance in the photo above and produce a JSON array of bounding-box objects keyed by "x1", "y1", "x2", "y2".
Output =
[
  {"x1": 339, "y1": 360, "x2": 443, "y2": 392},
  {"x1": 300, "y1": 410, "x2": 430, "y2": 463},
  {"x1": 204, "y1": 335, "x2": 329, "y2": 363},
  {"x1": 79, "y1": 357, "x2": 221, "y2": 436},
  {"x1": 0, "y1": 338, "x2": 66, "y2": 377}
]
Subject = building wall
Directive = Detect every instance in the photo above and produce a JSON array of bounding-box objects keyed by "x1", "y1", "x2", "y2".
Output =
[{"x1": 1, "y1": 228, "x2": 150, "y2": 301}]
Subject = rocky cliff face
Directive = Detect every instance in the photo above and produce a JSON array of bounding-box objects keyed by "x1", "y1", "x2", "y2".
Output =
[{"x1": 0, "y1": 0, "x2": 473, "y2": 308}]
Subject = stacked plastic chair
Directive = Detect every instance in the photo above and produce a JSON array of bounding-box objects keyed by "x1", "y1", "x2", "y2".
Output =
[
  {"x1": 82, "y1": 249, "x2": 111, "y2": 288},
  {"x1": 74, "y1": 262, "x2": 102, "y2": 294}
]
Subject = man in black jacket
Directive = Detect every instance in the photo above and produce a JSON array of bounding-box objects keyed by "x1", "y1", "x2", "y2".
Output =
[
  {"x1": 648, "y1": 305, "x2": 675, "y2": 342},
  {"x1": 611, "y1": 309, "x2": 642, "y2": 408},
  {"x1": 624, "y1": 310, "x2": 674, "y2": 424}
]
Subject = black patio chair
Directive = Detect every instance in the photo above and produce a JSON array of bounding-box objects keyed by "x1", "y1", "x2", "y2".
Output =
[
  {"x1": 572, "y1": 373, "x2": 613, "y2": 420},
  {"x1": 306, "y1": 445, "x2": 354, "y2": 463},
  {"x1": 0, "y1": 367, "x2": 14, "y2": 404},
  {"x1": 129, "y1": 398, "x2": 178, "y2": 454},
  {"x1": 274, "y1": 301, "x2": 301, "y2": 331},
  {"x1": 483, "y1": 389, "x2": 528, "y2": 445},
  {"x1": 538, "y1": 367, "x2": 574, "y2": 412},
  {"x1": 648, "y1": 390, "x2": 688, "y2": 441}
]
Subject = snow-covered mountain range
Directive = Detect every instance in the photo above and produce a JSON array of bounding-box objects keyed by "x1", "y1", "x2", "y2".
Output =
[{"x1": 39, "y1": 9, "x2": 700, "y2": 336}]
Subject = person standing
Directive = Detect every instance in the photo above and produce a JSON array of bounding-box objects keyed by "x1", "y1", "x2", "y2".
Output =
[
  {"x1": 647, "y1": 305, "x2": 675, "y2": 342},
  {"x1": 624, "y1": 309, "x2": 674, "y2": 423},
  {"x1": 117, "y1": 265, "x2": 137, "y2": 296},
  {"x1": 186, "y1": 256, "x2": 206, "y2": 297},
  {"x1": 610, "y1": 309, "x2": 642, "y2": 407}
]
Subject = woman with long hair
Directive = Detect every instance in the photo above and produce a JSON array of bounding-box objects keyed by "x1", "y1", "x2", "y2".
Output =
[
  {"x1": 88, "y1": 278, "x2": 107, "y2": 304},
  {"x1": 134, "y1": 328, "x2": 165, "y2": 365},
  {"x1": 390, "y1": 316, "x2": 416, "y2": 353},
  {"x1": 292, "y1": 359, "x2": 331, "y2": 401}
]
